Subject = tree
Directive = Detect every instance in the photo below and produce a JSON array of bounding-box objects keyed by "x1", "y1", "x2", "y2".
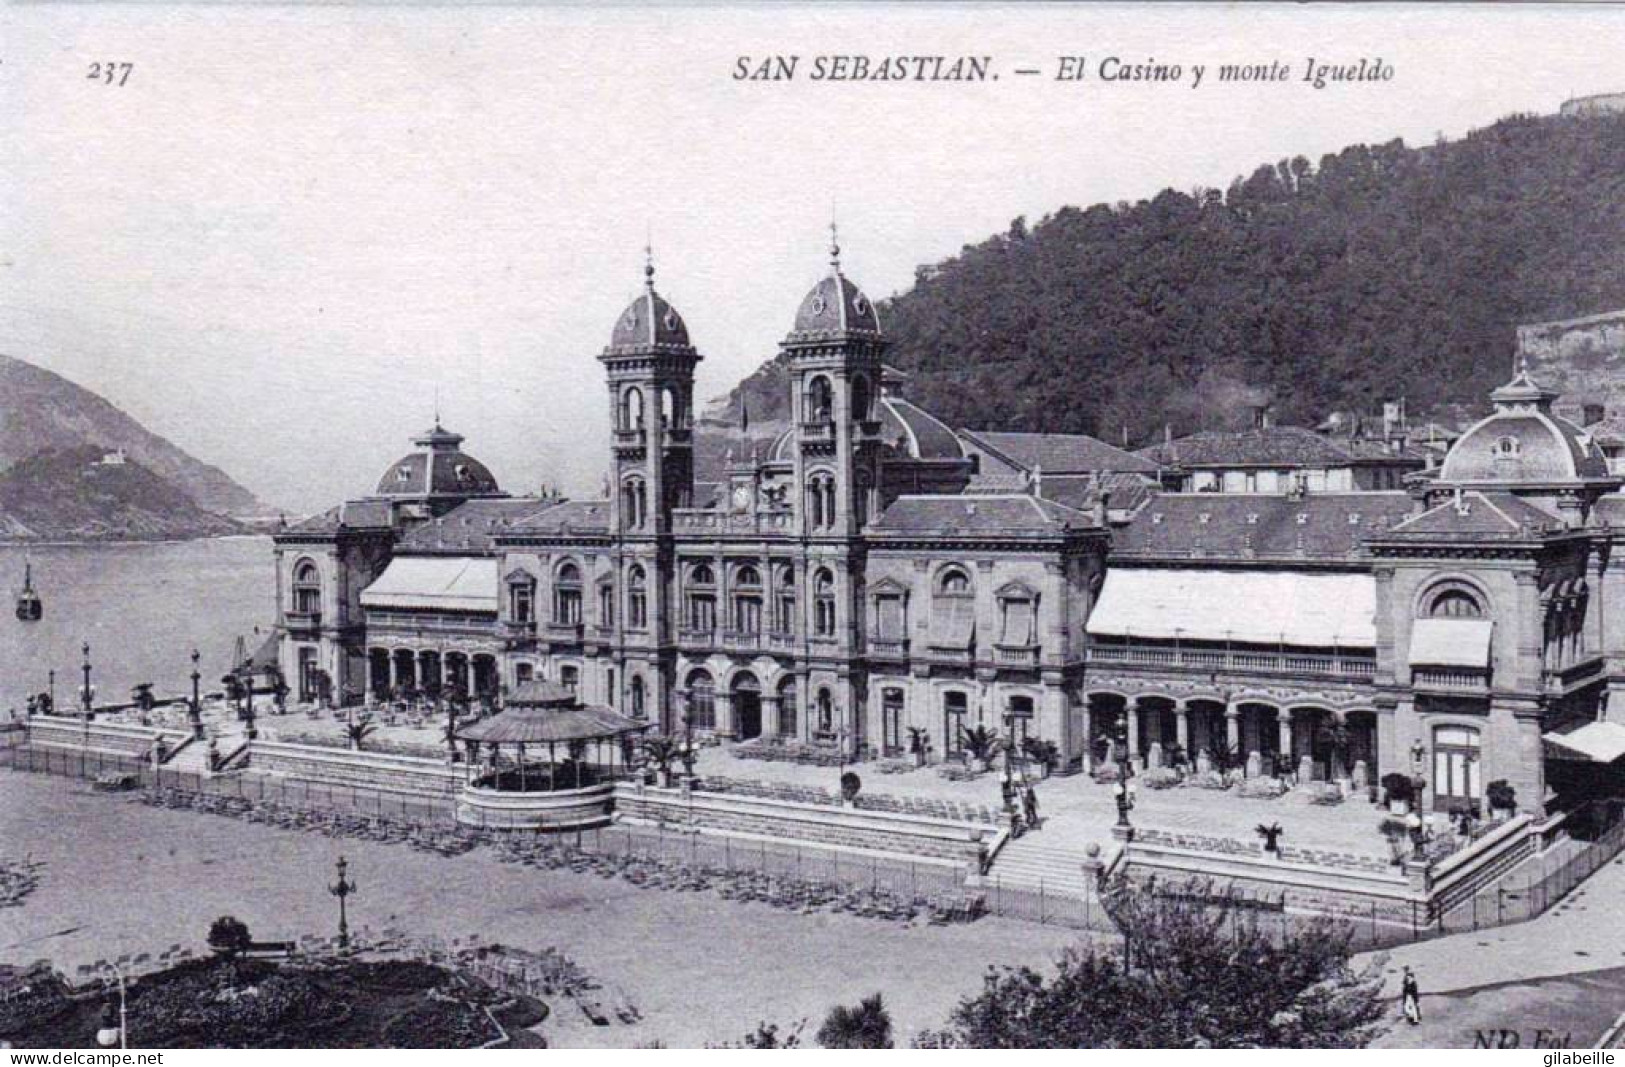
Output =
[
  {"x1": 639, "y1": 734, "x2": 684, "y2": 788},
  {"x1": 343, "y1": 714, "x2": 377, "y2": 751},
  {"x1": 942, "y1": 876, "x2": 1386, "y2": 1048},
  {"x1": 817, "y1": 994, "x2": 893, "y2": 1049},
  {"x1": 207, "y1": 915, "x2": 253, "y2": 960}
]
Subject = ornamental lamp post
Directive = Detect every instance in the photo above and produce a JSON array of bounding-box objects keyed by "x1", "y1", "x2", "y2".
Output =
[
  {"x1": 189, "y1": 649, "x2": 203, "y2": 740},
  {"x1": 329, "y1": 855, "x2": 358, "y2": 951},
  {"x1": 81, "y1": 642, "x2": 93, "y2": 718},
  {"x1": 47, "y1": 669, "x2": 55, "y2": 714},
  {"x1": 241, "y1": 657, "x2": 257, "y2": 740}
]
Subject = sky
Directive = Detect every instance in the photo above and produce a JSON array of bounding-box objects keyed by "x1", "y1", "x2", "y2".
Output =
[{"x1": 4, "y1": 2, "x2": 1624, "y2": 513}]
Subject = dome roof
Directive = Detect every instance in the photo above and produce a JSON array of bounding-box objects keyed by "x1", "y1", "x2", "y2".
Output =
[
  {"x1": 609, "y1": 288, "x2": 692, "y2": 351},
  {"x1": 375, "y1": 424, "x2": 503, "y2": 498},
  {"x1": 789, "y1": 272, "x2": 882, "y2": 339},
  {"x1": 767, "y1": 393, "x2": 963, "y2": 463},
  {"x1": 1439, "y1": 367, "x2": 1611, "y2": 485}
]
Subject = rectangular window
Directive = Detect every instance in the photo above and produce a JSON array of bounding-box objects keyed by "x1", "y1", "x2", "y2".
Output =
[
  {"x1": 629, "y1": 591, "x2": 647, "y2": 630},
  {"x1": 598, "y1": 585, "x2": 614, "y2": 627},
  {"x1": 1000, "y1": 598, "x2": 1035, "y2": 645},
  {"x1": 776, "y1": 594, "x2": 797, "y2": 634},
  {"x1": 876, "y1": 594, "x2": 905, "y2": 639},
  {"x1": 689, "y1": 594, "x2": 715, "y2": 632},
  {"x1": 553, "y1": 588, "x2": 581, "y2": 626},
  {"x1": 734, "y1": 595, "x2": 762, "y2": 634},
  {"x1": 511, "y1": 585, "x2": 533, "y2": 624}
]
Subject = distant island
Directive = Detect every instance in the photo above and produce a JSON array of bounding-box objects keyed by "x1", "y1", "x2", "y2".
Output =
[{"x1": 0, "y1": 354, "x2": 268, "y2": 542}]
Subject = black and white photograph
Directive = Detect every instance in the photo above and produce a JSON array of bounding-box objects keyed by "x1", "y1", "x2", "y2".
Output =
[{"x1": 4, "y1": 0, "x2": 1625, "y2": 1052}]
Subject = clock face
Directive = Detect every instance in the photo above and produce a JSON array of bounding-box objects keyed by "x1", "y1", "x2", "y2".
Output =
[{"x1": 732, "y1": 484, "x2": 752, "y2": 511}]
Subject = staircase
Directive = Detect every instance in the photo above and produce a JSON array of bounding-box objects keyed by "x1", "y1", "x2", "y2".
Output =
[
  {"x1": 985, "y1": 832, "x2": 1110, "y2": 898},
  {"x1": 161, "y1": 737, "x2": 219, "y2": 778}
]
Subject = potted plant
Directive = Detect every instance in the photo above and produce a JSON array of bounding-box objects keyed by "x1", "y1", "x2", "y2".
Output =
[
  {"x1": 1381, "y1": 772, "x2": 1414, "y2": 815},
  {"x1": 907, "y1": 726, "x2": 930, "y2": 767},
  {"x1": 1486, "y1": 779, "x2": 1517, "y2": 820},
  {"x1": 959, "y1": 725, "x2": 1001, "y2": 773},
  {"x1": 1020, "y1": 736, "x2": 1060, "y2": 779},
  {"x1": 343, "y1": 713, "x2": 377, "y2": 751},
  {"x1": 1255, "y1": 821, "x2": 1284, "y2": 856}
]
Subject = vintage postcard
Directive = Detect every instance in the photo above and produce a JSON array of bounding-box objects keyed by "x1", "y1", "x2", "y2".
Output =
[{"x1": 3, "y1": 0, "x2": 1625, "y2": 1053}]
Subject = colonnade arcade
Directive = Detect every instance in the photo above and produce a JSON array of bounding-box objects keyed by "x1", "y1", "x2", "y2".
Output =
[
  {"x1": 1081, "y1": 690, "x2": 1381, "y2": 784},
  {"x1": 368, "y1": 646, "x2": 500, "y2": 701}
]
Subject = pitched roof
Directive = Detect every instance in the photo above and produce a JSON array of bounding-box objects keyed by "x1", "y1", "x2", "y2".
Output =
[
  {"x1": 1111, "y1": 492, "x2": 1414, "y2": 562},
  {"x1": 869, "y1": 493, "x2": 1096, "y2": 537},
  {"x1": 1378, "y1": 491, "x2": 1560, "y2": 539},
  {"x1": 504, "y1": 498, "x2": 612, "y2": 536},
  {"x1": 1038, "y1": 472, "x2": 1159, "y2": 514},
  {"x1": 960, "y1": 430, "x2": 1159, "y2": 474},
  {"x1": 282, "y1": 498, "x2": 394, "y2": 535},
  {"x1": 400, "y1": 497, "x2": 561, "y2": 553},
  {"x1": 1138, "y1": 426, "x2": 1427, "y2": 468}
]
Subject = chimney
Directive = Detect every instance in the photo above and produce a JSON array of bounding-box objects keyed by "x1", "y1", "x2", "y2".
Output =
[{"x1": 1252, "y1": 404, "x2": 1273, "y2": 430}]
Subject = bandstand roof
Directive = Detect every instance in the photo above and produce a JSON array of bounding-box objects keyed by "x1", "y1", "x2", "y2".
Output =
[
  {"x1": 360, "y1": 556, "x2": 498, "y2": 613},
  {"x1": 456, "y1": 700, "x2": 648, "y2": 746},
  {"x1": 1086, "y1": 567, "x2": 1376, "y2": 647}
]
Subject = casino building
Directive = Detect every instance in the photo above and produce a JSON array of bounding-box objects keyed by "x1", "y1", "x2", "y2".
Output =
[{"x1": 274, "y1": 242, "x2": 1625, "y2": 819}]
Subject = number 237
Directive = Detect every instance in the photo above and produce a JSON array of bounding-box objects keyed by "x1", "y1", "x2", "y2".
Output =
[{"x1": 87, "y1": 62, "x2": 134, "y2": 86}]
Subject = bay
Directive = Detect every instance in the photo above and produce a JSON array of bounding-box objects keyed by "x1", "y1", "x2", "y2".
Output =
[{"x1": 0, "y1": 536, "x2": 276, "y2": 711}]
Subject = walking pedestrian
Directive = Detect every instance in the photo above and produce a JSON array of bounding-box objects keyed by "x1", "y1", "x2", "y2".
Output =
[
  {"x1": 1401, "y1": 966, "x2": 1421, "y2": 1025},
  {"x1": 1023, "y1": 784, "x2": 1039, "y2": 829}
]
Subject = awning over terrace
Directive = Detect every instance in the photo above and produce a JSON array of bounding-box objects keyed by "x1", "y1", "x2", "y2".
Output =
[
  {"x1": 1408, "y1": 619, "x2": 1493, "y2": 668},
  {"x1": 1543, "y1": 721, "x2": 1625, "y2": 764},
  {"x1": 1085, "y1": 568, "x2": 1376, "y2": 647},
  {"x1": 360, "y1": 556, "x2": 498, "y2": 613}
]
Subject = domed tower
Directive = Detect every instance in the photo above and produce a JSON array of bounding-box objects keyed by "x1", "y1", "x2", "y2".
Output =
[
  {"x1": 373, "y1": 422, "x2": 505, "y2": 525},
  {"x1": 783, "y1": 226, "x2": 888, "y2": 537},
  {"x1": 598, "y1": 250, "x2": 701, "y2": 536}
]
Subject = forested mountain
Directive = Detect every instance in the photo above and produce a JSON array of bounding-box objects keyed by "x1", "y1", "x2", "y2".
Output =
[
  {"x1": 0, "y1": 445, "x2": 242, "y2": 541},
  {"x1": 0, "y1": 353, "x2": 265, "y2": 516},
  {"x1": 711, "y1": 110, "x2": 1625, "y2": 442}
]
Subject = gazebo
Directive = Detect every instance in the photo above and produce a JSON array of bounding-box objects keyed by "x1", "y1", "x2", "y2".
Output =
[{"x1": 453, "y1": 680, "x2": 649, "y2": 831}]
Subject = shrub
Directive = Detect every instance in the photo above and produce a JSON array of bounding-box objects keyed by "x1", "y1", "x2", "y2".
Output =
[
  {"x1": 207, "y1": 916, "x2": 253, "y2": 959},
  {"x1": 817, "y1": 993, "x2": 893, "y2": 1049},
  {"x1": 1238, "y1": 776, "x2": 1288, "y2": 799},
  {"x1": 1380, "y1": 773, "x2": 1413, "y2": 805},
  {"x1": 1140, "y1": 766, "x2": 1182, "y2": 790},
  {"x1": 840, "y1": 771, "x2": 862, "y2": 803},
  {"x1": 1186, "y1": 769, "x2": 1231, "y2": 791},
  {"x1": 1486, "y1": 780, "x2": 1516, "y2": 811}
]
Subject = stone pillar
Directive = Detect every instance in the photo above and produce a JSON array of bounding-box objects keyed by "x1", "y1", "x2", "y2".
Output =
[
  {"x1": 1225, "y1": 702, "x2": 1241, "y2": 752},
  {"x1": 763, "y1": 695, "x2": 781, "y2": 739},
  {"x1": 1175, "y1": 700, "x2": 1190, "y2": 757},
  {"x1": 1277, "y1": 710, "x2": 1293, "y2": 766},
  {"x1": 1080, "y1": 701, "x2": 1094, "y2": 773},
  {"x1": 1131, "y1": 700, "x2": 1147, "y2": 772}
]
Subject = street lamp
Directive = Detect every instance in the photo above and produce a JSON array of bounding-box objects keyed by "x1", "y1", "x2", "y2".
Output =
[
  {"x1": 46, "y1": 669, "x2": 55, "y2": 714},
  {"x1": 189, "y1": 649, "x2": 203, "y2": 740},
  {"x1": 81, "y1": 643, "x2": 93, "y2": 718},
  {"x1": 329, "y1": 855, "x2": 358, "y2": 951},
  {"x1": 241, "y1": 657, "x2": 257, "y2": 740},
  {"x1": 97, "y1": 962, "x2": 128, "y2": 1049}
]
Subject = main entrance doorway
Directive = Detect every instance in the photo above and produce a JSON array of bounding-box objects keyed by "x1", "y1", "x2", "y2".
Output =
[{"x1": 732, "y1": 673, "x2": 762, "y2": 741}]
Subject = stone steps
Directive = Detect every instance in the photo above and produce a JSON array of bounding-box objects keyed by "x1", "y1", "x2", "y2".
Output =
[{"x1": 987, "y1": 833, "x2": 1106, "y2": 896}]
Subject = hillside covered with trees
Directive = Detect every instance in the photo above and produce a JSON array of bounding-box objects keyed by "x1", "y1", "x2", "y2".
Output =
[{"x1": 711, "y1": 110, "x2": 1625, "y2": 443}]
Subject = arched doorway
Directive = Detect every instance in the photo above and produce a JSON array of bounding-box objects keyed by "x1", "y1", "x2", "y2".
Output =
[
  {"x1": 1087, "y1": 692, "x2": 1128, "y2": 766},
  {"x1": 368, "y1": 649, "x2": 391, "y2": 697},
  {"x1": 731, "y1": 672, "x2": 762, "y2": 741}
]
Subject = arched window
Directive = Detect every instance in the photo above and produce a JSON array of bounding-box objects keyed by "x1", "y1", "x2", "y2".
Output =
[
  {"x1": 687, "y1": 563, "x2": 716, "y2": 632},
  {"x1": 940, "y1": 567, "x2": 972, "y2": 596},
  {"x1": 813, "y1": 568, "x2": 837, "y2": 637},
  {"x1": 621, "y1": 477, "x2": 647, "y2": 530},
  {"x1": 775, "y1": 565, "x2": 797, "y2": 635},
  {"x1": 630, "y1": 674, "x2": 646, "y2": 719},
  {"x1": 776, "y1": 676, "x2": 798, "y2": 737},
  {"x1": 622, "y1": 386, "x2": 645, "y2": 431},
  {"x1": 1429, "y1": 588, "x2": 1484, "y2": 619},
  {"x1": 553, "y1": 562, "x2": 582, "y2": 626},
  {"x1": 1495, "y1": 435, "x2": 1520, "y2": 457},
  {"x1": 732, "y1": 564, "x2": 762, "y2": 635},
  {"x1": 687, "y1": 669, "x2": 716, "y2": 730},
  {"x1": 597, "y1": 579, "x2": 615, "y2": 628},
  {"x1": 627, "y1": 565, "x2": 648, "y2": 630},
  {"x1": 851, "y1": 374, "x2": 872, "y2": 423},
  {"x1": 292, "y1": 559, "x2": 322, "y2": 614},
  {"x1": 806, "y1": 375, "x2": 833, "y2": 423}
]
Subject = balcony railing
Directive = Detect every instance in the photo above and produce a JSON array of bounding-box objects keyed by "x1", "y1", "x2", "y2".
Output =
[
  {"x1": 721, "y1": 630, "x2": 762, "y2": 652},
  {"x1": 285, "y1": 610, "x2": 321, "y2": 635},
  {"x1": 678, "y1": 627, "x2": 715, "y2": 647},
  {"x1": 1085, "y1": 642, "x2": 1377, "y2": 680},
  {"x1": 993, "y1": 643, "x2": 1040, "y2": 668},
  {"x1": 868, "y1": 637, "x2": 909, "y2": 661},
  {"x1": 799, "y1": 421, "x2": 837, "y2": 443},
  {"x1": 502, "y1": 618, "x2": 536, "y2": 639},
  {"x1": 925, "y1": 644, "x2": 974, "y2": 666},
  {"x1": 766, "y1": 631, "x2": 797, "y2": 652},
  {"x1": 1544, "y1": 657, "x2": 1604, "y2": 694},
  {"x1": 1412, "y1": 666, "x2": 1490, "y2": 694},
  {"x1": 543, "y1": 620, "x2": 583, "y2": 643}
]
